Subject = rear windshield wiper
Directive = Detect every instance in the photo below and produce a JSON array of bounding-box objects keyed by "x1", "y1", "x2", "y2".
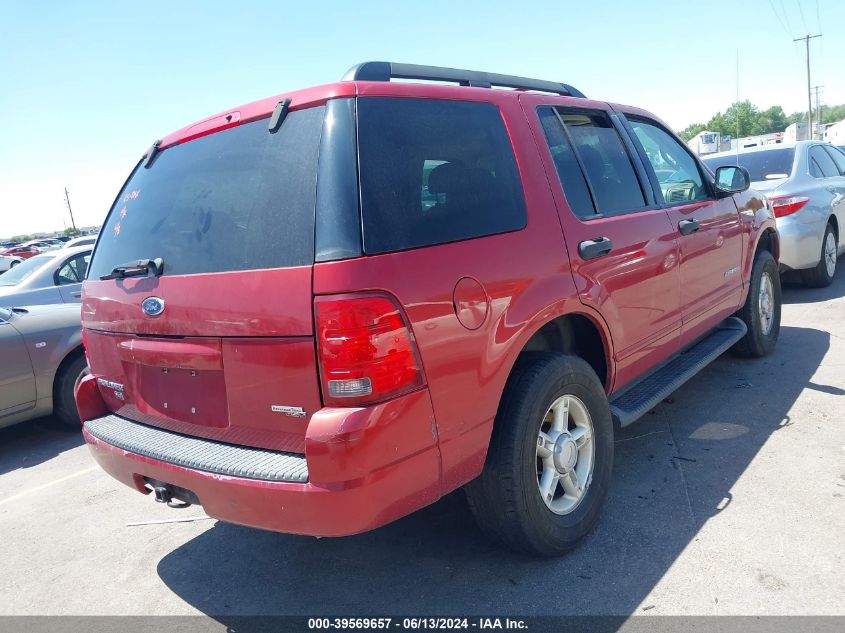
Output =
[{"x1": 100, "y1": 258, "x2": 164, "y2": 281}]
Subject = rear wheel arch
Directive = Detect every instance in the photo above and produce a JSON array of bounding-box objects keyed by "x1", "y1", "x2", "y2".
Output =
[
  {"x1": 517, "y1": 312, "x2": 612, "y2": 392},
  {"x1": 755, "y1": 226, "x2": 779, "y2": 262},
  {"x1": 827, "y1": 214, "x2": 839, "y2": 242},
  {"x1": 52, "y1": 346, "x2": 87, "y2": 425}
]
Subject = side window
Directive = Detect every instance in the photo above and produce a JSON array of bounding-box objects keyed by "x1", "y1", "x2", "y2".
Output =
[
  {"x1": 55, "y1": 254, "x2": 90, "y2": 285},
  {"x1": 538, "y1": 107, "x2": 646, "y2": 217},
  {"x1": 357, "y1": 98, "x2": 527, "y2": 254},
  {"x1": 822, "y1": 145, "x2": 845, "y2": 176},
  {"x1": 538, "y1": 108, "x2": 596, "y2": 218},
  {"x1": 628, "y1": 118, "x2": 709, "y2": 204},
  {"x1": 810, "y1": 145, "x2": 839, "y2": 178}
]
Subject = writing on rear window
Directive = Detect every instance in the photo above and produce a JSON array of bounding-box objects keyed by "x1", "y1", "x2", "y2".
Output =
[{"x1": 88, "y1": 107, "x2": 325, "y2": 279}]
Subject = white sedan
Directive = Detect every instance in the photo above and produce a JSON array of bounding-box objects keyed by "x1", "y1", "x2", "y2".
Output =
[{"x1": 0, "y1": 255, "x2": 23, "y2": 274}]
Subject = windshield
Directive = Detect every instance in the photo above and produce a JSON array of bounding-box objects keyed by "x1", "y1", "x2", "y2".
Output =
[
  {"x1": 0, "y1": 254, "x2": 51, "y2": 286},
  {"x1": 88, "y1": 107, "x2": 325, "y2": 279},
  {"x1": 703, "y1": 148, "x2": 795, "y2": 182}
]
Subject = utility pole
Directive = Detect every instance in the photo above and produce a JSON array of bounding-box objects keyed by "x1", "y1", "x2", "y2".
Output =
[
  {"x1": 63, "y1": 187, "x2": 77, "y2": 231},
  {"x1": 794, "y1": 34, "x2": 821, "y2": 139},
  {"x1": 814, "y1": 85, "x2": 824, "y2": 138}
]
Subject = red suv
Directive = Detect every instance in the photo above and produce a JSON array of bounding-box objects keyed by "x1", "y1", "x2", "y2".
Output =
[{"x1": 77, "y1": 62, "x2": 780, "y2": 555}]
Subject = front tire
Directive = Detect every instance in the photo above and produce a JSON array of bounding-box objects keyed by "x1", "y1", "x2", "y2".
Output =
[
  {"x1": 465, "y1": 353, "x2": 613, "y2": 556},
  {"x1": 802, "y1": 223, "x2": 837, "y2": 288},
  {"x1": 732, "y1": 249, "x2": 781, "y2": 358}
]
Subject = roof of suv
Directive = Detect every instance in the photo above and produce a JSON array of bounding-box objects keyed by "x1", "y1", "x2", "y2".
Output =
[{"x1": 153, "y1": 62, "x2": 599, "y2": 153}]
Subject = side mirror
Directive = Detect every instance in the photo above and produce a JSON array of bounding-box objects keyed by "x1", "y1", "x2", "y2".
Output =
[{"x1": 714, "y1": 165, "x2": 751, "y2": 197}]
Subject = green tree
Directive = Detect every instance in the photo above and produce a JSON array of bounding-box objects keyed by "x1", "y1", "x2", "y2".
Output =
[
  {"x1": 63, "y1": 227, "x2": 80, "y2": 237},
  {"x1": 759, "y1": 106, "x2": 788, "y2": 133},
  {"x1": 820, "y1": 104, "x2": 845, "y2": 125},
  {"x1": 679, "y1": 122, "x2": 708, "y2": 142}
]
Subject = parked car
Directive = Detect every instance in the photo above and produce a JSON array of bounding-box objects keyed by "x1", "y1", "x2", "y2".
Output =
[
  {"x1": 0, "y1": 255, "x2": 24, "y2": 273},
  {"x1": 0, "y1": 246, "x2": 91, "y2": 306},
  {"x1": 1, "y1": 245, "x2": 40, "y2": 260},
  {"x1": 21, "y1": 240, "x2": 60, "y2": 252},
  {"x1": 0, "y1": 303, "x2": 86, "y2": 428},
  {"x1": 76, "y1": 62, "x2": 780, "y2": 556},
  {"x1": 63, "y1": 235, "x2": 98, "y2": 249},
  {"x1": 703, "y1": 142, "x2": 845, "y2": 287}
]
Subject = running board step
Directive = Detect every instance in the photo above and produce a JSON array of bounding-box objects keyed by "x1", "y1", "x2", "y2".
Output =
[{"x1": 609, "y1": 317, "x2": 747, "y2": 428}]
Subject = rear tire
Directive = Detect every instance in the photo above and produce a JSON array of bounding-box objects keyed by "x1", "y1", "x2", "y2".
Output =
[
  {"x1": 465, "y1": 353, "x2": 613, "y2": 556},
  {"x1": 732, "y1": 249, "x2": 781, "y2": 358},
  {"x1": 801, "y1": 223, "x2": 837, "y2": 288},
  {"x1": 54, "y1": 353, "x2": 88, "y2": 427}
]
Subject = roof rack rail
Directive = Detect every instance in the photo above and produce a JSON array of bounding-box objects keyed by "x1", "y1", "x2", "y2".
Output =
[{"x1": 342, "y1": 61, "x2": 586, "y2": 99}]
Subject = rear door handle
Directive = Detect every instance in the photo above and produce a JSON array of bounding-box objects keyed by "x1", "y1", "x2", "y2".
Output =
[
  {"x1": 578, "y1": 237, "x2": 613, "y2": 260},
  {"x1": 70, "y1": 291, "x2": 82, "y2": 298},
  {"x1": 678, "y1": 219, "x2": 700, "y2": 236}
]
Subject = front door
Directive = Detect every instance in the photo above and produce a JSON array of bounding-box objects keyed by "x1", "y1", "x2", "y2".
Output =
[{"x1": 623, "y1": 116, "x2": 744, "y2": 346}]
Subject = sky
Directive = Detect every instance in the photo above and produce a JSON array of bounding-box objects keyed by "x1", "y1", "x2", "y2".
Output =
[{"x1": 1, "y1": 0, "x2": 843, "y2": 238}]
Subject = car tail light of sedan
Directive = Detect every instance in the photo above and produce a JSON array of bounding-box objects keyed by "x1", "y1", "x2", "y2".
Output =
[{"x1": 769, "y1": 195, "x2": 810, "y2": 218}]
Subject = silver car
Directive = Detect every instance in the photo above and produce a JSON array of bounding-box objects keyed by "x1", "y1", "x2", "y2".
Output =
[
  {"x1": 0, "y1": 246, "x2": 91, "y2": 306},
  {"x1": 0, "y1": 303, "x2": 86, "y2": 428},
  {"x1": 704, "y1": 141, "x2": 845, "y2": 286}
]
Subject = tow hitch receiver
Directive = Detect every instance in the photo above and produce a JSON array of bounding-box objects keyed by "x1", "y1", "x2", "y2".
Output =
[
  {"x1": 144, "y1": 478, "x2": 199, "y2": 508},
  {"x1": 153, "y1": 485, "x2": 173, "y2": 504}
]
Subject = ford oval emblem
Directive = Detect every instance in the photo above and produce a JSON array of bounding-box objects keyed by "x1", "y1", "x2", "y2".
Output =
[{"x1": 142, "y1": 296, "x2": 165, "y2": 317}]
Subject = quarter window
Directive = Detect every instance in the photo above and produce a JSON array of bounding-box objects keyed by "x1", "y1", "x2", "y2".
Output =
[
  {"x1": 55, "y1": 253, "x2": 90, "y2": 285},
  {"x1": 628, "y1": 118, "x2": 710, "y2": 204},
  {"x1": 822, "y1": 145, "x2": 845, "y2": 176},
  {"x1": 357, "y1": 98, "x2": 527, "y2": 254},
  {"x1": 809, "y1": 145, "x2": 839, "y2": 178}
]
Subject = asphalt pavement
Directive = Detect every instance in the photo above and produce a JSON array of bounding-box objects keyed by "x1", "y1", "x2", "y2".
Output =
[{"x1": 1, "y1": 264, "x2": 843, "y2": 621}]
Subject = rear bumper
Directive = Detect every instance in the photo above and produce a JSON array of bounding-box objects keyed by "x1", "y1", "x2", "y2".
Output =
[
  {"x1": 82, "y1": 389, "x2": 443, "y2": 537},
  {"x1": 777, "y1": 213, "x2": 825, "y2": 271}
]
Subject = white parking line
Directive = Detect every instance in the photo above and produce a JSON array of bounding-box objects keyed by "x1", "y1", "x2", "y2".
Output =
[{"x1": 0, "y1": 466, "x2": 99, "y2": 508}]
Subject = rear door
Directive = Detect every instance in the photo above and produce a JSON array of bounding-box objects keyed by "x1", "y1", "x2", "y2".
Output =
[
  {"x1": 55, "y1": 252, "x2": 90, "y2": 303},
  {"x1": 82, "y1": 105, "x2": 326, "y2": 453},
  {"x1": 0, "y1": 314, "x2": 36, "y2": 416},
  {"x1": 522, "y1": 96, "x2": 683, "y2": 390},
  {"x1": 818, "y1": 145, "x2": 845, "y2": 252},
  {"x1": 623, "y1": 115, "x2": 744, "y2": 347}
]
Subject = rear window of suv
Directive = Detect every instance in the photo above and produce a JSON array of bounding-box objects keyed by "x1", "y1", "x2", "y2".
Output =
[
  {"x1": 357, "y1": 98, "x2": 526, "y2": 254},
  {"x1": 88, "y1": 106, "x2": 325, "y2": 279}
]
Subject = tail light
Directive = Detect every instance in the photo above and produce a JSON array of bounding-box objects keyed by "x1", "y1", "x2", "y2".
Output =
[
  {"x1": 769, "y1": 195, "x2": 809, "y2": 218},
  {"x1": 315, "y1": 294, "x2": 425, "y2": 406}
]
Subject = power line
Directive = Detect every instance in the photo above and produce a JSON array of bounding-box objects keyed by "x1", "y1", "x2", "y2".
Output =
[
  {"x1": 768, "y1": 0, "x2": 793, "y2": 37},
  {"x1": 796, "y1": 0, "x2": 808, "y2": 32},
  {"x1": 778, "y1": 0, "x2": 795, "y2": 37}
]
